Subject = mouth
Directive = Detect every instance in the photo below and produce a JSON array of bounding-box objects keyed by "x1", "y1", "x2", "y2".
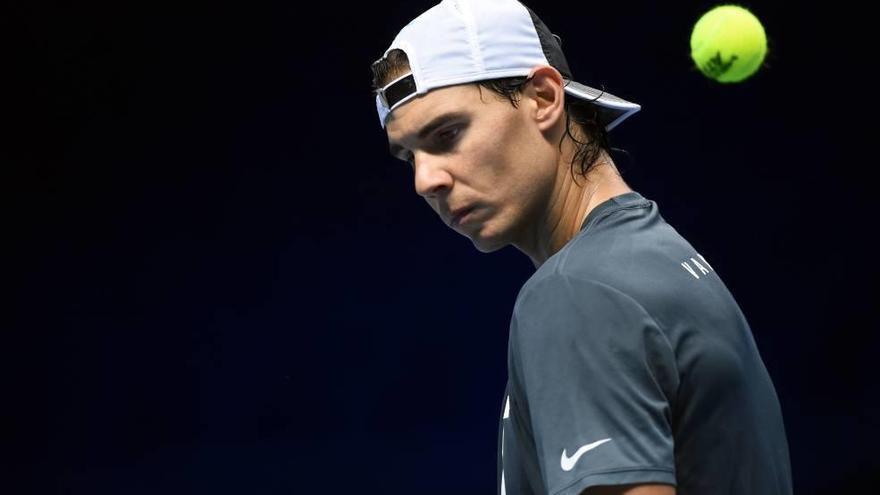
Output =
[{"x1": 450, "y1": 206, "x2": 476, "y2": 227}]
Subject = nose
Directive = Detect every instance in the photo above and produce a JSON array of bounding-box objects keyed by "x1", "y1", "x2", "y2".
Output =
[{"x1": 413, "y1": 152, "x2": 452, "y2": 198}]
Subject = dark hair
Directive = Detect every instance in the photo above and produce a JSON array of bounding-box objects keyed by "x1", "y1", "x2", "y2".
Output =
[{"x1": 371, "y1": 49, "x2": 622, "y2": 185}]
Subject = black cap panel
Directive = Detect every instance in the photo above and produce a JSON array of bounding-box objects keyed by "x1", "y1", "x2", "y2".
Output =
[
  {"x1": 382, "y1": 74, "x2": 417, "y2": 110},
  {"x1": 521, "y1": 4, "x2": 573, "y2": 79}
]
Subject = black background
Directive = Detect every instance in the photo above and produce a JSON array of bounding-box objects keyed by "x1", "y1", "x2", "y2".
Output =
[{"x1": 6, "y1": 0, "x2": 877, "y2": 493}]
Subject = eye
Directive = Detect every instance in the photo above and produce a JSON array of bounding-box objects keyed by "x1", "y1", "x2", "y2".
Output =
[{"x1": 437, "y1": 126, "x2": 460, "y2": 143}]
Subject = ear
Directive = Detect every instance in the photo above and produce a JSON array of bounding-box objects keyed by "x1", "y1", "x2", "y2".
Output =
[{"x1": 524, "y1": 65, "x2": 566, "y2": 133}]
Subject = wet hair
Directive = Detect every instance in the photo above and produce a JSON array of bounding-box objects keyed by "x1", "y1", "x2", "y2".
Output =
[{"x1": 371, "y1": 49, "x2": 623, "y2": 185}]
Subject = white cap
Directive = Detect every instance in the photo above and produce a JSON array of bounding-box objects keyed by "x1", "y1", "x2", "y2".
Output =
[{"x1": 373, "y1": 0, "x2": 641, "y2": 131}]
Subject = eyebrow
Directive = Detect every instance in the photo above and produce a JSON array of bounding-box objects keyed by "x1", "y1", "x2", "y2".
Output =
[{"x1": 388, "y1": 111, "x2": 468, "y2": 159}]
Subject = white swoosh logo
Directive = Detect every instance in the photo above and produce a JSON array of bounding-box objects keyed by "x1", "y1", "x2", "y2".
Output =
[{"x1": 560, "y1": 438, "x2": 612, "y2": 471}]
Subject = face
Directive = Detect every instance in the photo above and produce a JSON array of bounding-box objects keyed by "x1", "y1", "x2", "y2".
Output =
[{"x1": 385, "y1": 82, "x2": 560, "y2": 253}]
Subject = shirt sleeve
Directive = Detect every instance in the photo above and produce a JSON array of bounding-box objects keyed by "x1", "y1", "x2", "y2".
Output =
[{"x1": 508, "y1": 273, "x2": 679, "y2": 495}]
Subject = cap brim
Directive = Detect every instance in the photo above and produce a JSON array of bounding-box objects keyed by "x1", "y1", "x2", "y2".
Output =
[{"x1": 564, "y1": 80, "x2": 641, "y2": 132}]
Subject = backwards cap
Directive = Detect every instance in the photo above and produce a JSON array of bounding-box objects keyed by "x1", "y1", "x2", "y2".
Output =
[{"x1": 373, "y1": 0, "x2": 640, "y2": 130}]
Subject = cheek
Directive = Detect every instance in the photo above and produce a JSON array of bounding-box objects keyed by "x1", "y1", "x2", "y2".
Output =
[
  {"x1": 500, "y1": 130, "x2": 558, "y2": 218},
  {"x1": 495, "y1": 120, "x2": 554, "y2": 188},
  {"x1": 470, "y1": 117, "x2": 532, "y2": 180},
  {"x1": 460, "y1": 109, "x2": 554, "y2": 205}
]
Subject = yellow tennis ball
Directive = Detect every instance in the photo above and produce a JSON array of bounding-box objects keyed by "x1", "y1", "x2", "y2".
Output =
[{"x1": 690, "y1": 4, "x2": 768, "y2": 83}]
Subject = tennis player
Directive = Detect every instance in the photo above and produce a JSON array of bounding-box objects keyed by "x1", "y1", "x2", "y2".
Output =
[{"x1": 371, "y1": 1, "x2": 793, "y2": 494}]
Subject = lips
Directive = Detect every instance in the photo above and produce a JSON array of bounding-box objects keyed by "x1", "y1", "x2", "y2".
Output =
[{"x1": 450, "y1": 206, "x2": 475, "y2": 227}]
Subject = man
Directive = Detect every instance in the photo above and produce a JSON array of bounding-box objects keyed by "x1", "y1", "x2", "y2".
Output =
[{"x1": 371, "y1": 1, "x2": 793, "y2": 494}]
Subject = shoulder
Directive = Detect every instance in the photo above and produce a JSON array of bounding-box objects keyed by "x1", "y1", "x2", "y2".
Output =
[
  {"x1": 514, "y1": 243, "x2": 655, "y2": 320},
  {"x1": 511, "y1": 268, "x2": 656, "y2": 347},
  {"x1": 508, "y1": 268, "x2": 680, "y2": 407},
  {"x1": 514, "y1": 268, "x2": 636, "y2": 314}
]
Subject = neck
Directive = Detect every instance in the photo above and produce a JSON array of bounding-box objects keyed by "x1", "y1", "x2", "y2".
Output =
[{"x1": 516, "y1": 150, "x2": 633, "y2": 269}]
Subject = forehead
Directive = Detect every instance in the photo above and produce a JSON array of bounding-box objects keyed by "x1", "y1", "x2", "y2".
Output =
[{"x1": 385, "y1": 84, "x2": 482, "y2": 140}]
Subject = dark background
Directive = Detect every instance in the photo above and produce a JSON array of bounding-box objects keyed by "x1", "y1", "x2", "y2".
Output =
[{"x1": 6, "y1": 0, "x2": 877, "y2": 493}]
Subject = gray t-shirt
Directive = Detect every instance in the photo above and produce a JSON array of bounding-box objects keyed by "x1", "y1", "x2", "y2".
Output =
[{"x1": 497, "y1": 191, "x2": 792, "y2": 495}]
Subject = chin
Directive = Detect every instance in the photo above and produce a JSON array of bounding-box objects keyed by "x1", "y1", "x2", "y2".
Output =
[
  {"x1": 473, "y1": 242, "x2": 505, "y2": 254},
  {"x1": 462, "y1": 210, "x2": 519, "y2": 253},
  {"x1": 466, "y1": 228, "x2": 508, "y2": 253}
]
